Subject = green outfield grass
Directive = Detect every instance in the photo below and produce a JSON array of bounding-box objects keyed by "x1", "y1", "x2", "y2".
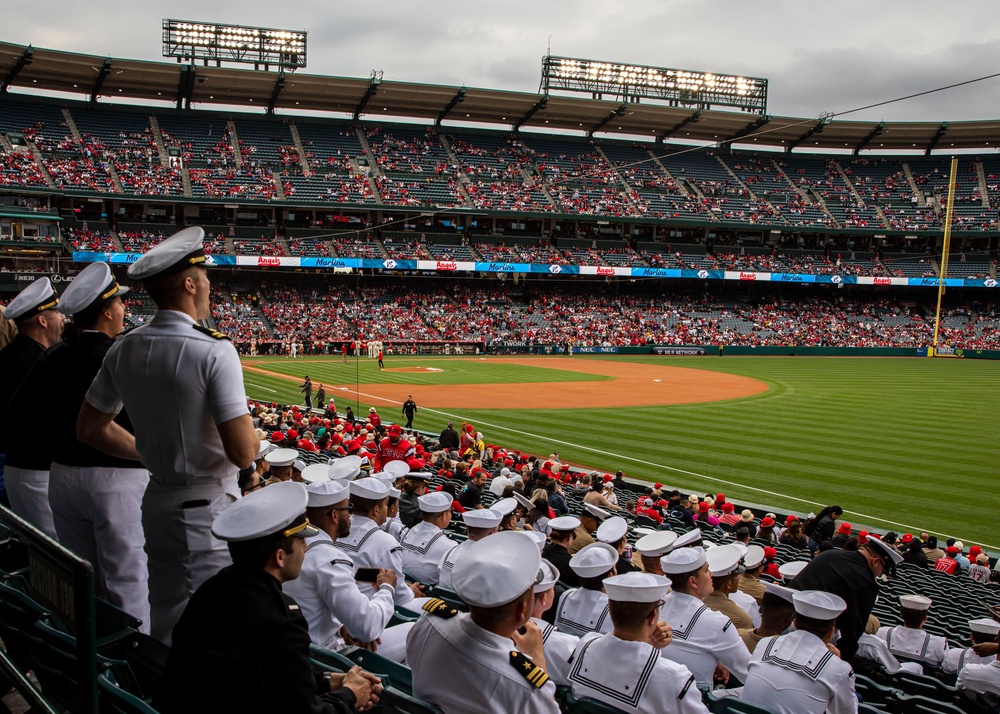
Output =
[{"x1": 242, "y1": 355, "x2": 1000, "y2": 549}]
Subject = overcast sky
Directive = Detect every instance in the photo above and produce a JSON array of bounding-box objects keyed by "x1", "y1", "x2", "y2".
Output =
[{"x1": 6, "y1": 0, "x2": 1000, "y2": 123}]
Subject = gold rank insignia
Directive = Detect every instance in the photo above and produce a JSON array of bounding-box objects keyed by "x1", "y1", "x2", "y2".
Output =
[
  {"x1": 509, "y1": 650, "x2": 548, "y2": 689},
  {"x1": 422, "y1": 598, "x2": 457, "y2": 618},
  {"x1": 193, "y1": 325, "x2": 230, "y2": 340}
]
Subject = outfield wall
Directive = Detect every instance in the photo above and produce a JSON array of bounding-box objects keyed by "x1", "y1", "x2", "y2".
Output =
[{"x1": 575, "y1": 346, "x2": 1000, "y2": 359}]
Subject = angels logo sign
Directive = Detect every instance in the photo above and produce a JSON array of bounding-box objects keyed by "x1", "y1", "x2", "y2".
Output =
[
  {"x1": 549, "y1": 265, "x2": 562, "y2": 274},
  {"x1": 257, "y1": 257, "x2": 281, "y2": 267},
  {"x1": 205, "y1": 255, "x2": 217, "y2": 265},
  {"x1": 831, "y1": 275, "x2": 842, "y2": 284},
  {"x1": 382, "y1": 259, "x2": 397, "y2": 269},
  {"x1": 697, "y1": 270, "x2": 709, "y2": 279},
  {"x1": 986, "y1": 278, "x2": 998, "y2": 288}
]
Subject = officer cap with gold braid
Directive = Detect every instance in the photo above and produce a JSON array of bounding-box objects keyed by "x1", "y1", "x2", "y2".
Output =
[
  {"x1": 127, "y1": 227, "x2": 208, "y2": 282},
  {"x1": 4, "y1": 277, "x2": 59, "y2": 322},
  {"x1": 58, "y1": 262, "x2": 129, "y2": 316}
]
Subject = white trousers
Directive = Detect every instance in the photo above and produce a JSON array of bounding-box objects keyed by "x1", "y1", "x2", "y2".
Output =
[
  {"x1": 4, "y1": 467, "x2": 57, "y2": 539},
  {"x1": 142, "y1": 478, "x2": 238, "y2": 644},
  {"x1": 49, "y1": 463, "x2": 151, "y2": 633}
]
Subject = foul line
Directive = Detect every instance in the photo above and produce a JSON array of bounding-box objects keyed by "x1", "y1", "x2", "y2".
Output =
[{"x1": 244, "y1": 383, "x2": 1000, "y2": 551}]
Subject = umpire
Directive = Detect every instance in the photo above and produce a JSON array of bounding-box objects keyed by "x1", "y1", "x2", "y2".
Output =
[
  {"x1": 402, "y1": 395, "x2": 417, "y2": 429},
  {"x1": 79, "y1": 228, "x2": 258, "y2": 644}
]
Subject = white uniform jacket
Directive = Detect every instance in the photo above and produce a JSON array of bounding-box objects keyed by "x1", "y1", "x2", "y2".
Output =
[
  {"x1": 742, "y1": 630, "x2": 858, "y2": 714},
  {"x1": 659, "y1": 591, "x2": 751, "y2": 688},
  {"x1": 282, "y1": 530, "x2": 394, "y2": 650}
]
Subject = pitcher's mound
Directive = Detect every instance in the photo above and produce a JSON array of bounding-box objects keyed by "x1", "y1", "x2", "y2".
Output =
[{"x1": 384, "y1": 366, "x2": 444, "y2": 373}]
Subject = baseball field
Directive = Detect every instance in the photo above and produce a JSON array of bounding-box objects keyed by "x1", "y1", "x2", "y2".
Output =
[{"x1": 241, "y1": 354, "x2": 1000, "y2": 549}]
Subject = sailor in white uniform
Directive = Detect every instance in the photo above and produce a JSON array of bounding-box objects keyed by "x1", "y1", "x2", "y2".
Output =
[
  {"x1": 554, "y1": 542, "x2": 618, "y2": 637},
  {"x1": 562, "y1": 571, "x2": 708, "y2": 714},
  {"x1": 634, "y1": 530, "x2": 678, "y2": 575},
  {"x1": 337, "y1": 477, "x2": 425, "y2": 607},
  {"x1": 529, "y1": 559, "x2": 580, "y2": 686},
  {"x1": 944, "y1": 618, "x2": 999, "y2": 674},
  {"x1": 728, "y1": 544, "x2": 762, "y2": 628},
  {"x1": 399, "y1": 491, "x2": 457, "y2": 585},
  {"x1": 741, "y1": 590, "x2": 858, "y2": 714},
  {"x1": 79, "y1": 227, "x2": 258, "y2": 644},
  {"x1": 957, "y1": 658, "x2": 1000, "y2": 697},
  {"x1": 406, "y1": 531, "x2": 561, "y2": 714},
  {"x1": 874, "y1": 594, "x2": 949, "y2": 670},
  {"x1": 371, "y1": 466, "x2": 406, "y2": 540},
  {"x1": 658, "y1": 547, "x2": 751, "y2": 688},
  {"x1": 438, "y1": 508, "x2": 501, "y2": 591},
  {"x1": 281, "y1": 480, "x2": 395, "y2": 653},
  {"x1": 856, "y1": 633, "x2": 923, "y2": 674}
]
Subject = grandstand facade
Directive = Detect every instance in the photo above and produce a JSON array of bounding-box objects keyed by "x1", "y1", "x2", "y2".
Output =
[{"x1": 1, "y1": 41, "x2": 999, "y2": 353}]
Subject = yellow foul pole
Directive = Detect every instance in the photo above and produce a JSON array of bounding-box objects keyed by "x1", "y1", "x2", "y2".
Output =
[{"x1": 931, "y1": 156, "x2": 959, "y2": 354}]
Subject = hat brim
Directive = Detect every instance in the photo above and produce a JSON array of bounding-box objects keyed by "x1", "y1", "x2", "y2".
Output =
[{"x1": 294, "y1": 524, "x2": 320, "y2": 538}]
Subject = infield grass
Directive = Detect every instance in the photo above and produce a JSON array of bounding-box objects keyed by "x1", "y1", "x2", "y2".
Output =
[{"x1": 242, "y1": 354, "x2": 1000, "y2": 549}]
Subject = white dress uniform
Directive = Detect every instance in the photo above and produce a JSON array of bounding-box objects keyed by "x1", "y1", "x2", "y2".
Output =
[
  {"x1": 562, "y1": 632, "x2": 708, "y2": 714},
  {"x1": 741, "y1": 630, "x2": 858, "y2": 714},
  {"x1": 281, "y1": 530, "x2": 394, "y2": 651},
  {"x1": 875, "y1": 626, "x2": 949, "y2": 669},
  {"x1": 530, "y1": 616, "x2": 580, "y2": 686},
  {"x1": 943, "y1": 647, "x2": 996, "y2": 674},
  {"x1": 437, "y1": 538, "x2": 474, "y2": 592},
  {"x1": 336, "y1": 515, "x2": 415, "y2": 605},
  {"x1": 659, "y1": 591, "x2": 751, "y2": 688},
  {"x1": 382, "y1": 514, "x2": 404, "y2": 541},
  {"x1": 3, "y1": 466, "x2": 56, "y2": 538},
  {"x1": 399, "y1": 520, "x2": 456, "y2": 585},
  {"x1": 407, "y1": 611, "x2": 560, "y2": 714},
  {"x1": 86, "y1": 308, "x2": 249, "y2": 643},
  {"x1": 957, "y1": 658, "x2": 1000, "y2": 696},
  {"x1": 554, "y1": 587, "x2": 613, "y2": 637},
  {"x1": 856, "y1": 633, "x2": 922, "y2": 674},
  {"x1": 729, "y1": 590, "x2": 762, "y2": 629}
]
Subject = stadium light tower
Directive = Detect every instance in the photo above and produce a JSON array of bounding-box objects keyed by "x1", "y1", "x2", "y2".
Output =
[
  {"x1": 162, "y1": 19, "x2": 307, "y2": 71},
  {"x1": 540, "y1": 56, "x2": 767, "y2": 114}
]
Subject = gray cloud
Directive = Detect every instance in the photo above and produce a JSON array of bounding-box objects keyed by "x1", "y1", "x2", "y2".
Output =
[{"x1": 5, "y1": 0, "x2": 1000, "y2": 122}]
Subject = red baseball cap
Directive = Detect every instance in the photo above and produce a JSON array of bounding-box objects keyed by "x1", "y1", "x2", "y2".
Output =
[
  {"x1": 901, "y1": 533, "x2": 913, "y2": 543},
  {"x1": 654, "y1": 483, "x2": 663, "y2": 489},
  {"x1": 722, "y1": 503, "x2": 735, "y2": 514},
  {"x1": 286, "y1": 429, "x2": 299, "y2": 441},
  {"x1": 699, "y1": 502, "x2": 710, "y2": 513},
  {"x1": 387, "y1": 425, "x2": 402, "y2": 436},
  {"x1": 716, "y1": 493, "x2": 726, "y2": 503},
  {"x1": 760, "y1": 517, "x2": 775, "y2": 528},
  {"x1": 603, "y1": 474, "x2": 612, "y2": 483},
  {"x1": 837, "y1": 522, "x2": 852, "y2": 535},
  {"x1": 763, "y1": 547, "x2": 777, "y2": 560},
  {"x1": 269, "y1": 431, "x2": 284, "y2": 443}
]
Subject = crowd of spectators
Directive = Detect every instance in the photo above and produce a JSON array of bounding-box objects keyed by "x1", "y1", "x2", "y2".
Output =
[
  {"x1": 63, "y1": 228, "x2": 116, "y2": 252},
  {"x1": 201, "y1": 279, "x2": 1000, "y2": 353},
  {"x1": 0, "y1": 150, "x2": 47, "y2": 187}
]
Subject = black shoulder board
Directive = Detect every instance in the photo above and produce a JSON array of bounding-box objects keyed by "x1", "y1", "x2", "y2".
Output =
[
  {"x1": 422, "y1": 598, "x2": 458, "y2": 618},
  {"x1": 722, "y1": 619, "x2": 733, "y2": 632},
  {"x1": 679, "y1": 675, "x2": 694, "y2": 699},
  {"x1": 193, "y1": 324, "x2": 230, "y2": 340},
  {"x1": 509, "y1": 650, "x2": 549, "y2": 689}
]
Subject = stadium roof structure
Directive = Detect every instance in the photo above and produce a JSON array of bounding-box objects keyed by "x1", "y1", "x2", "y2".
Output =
[{"x1": 3, "y1": 41, "x2": 1000, "y2": 153}]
